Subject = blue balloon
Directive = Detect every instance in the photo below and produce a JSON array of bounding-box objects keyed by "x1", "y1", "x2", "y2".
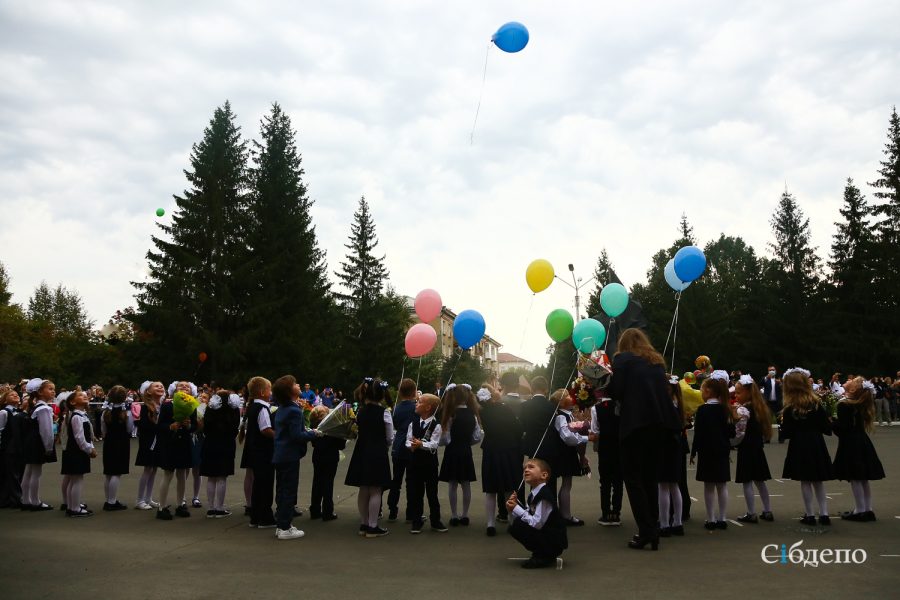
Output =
[
  {"x1": 491, "y1": 22, "x2": 529, "y2": 53},
  {"x1": 571, "y1": 318, "x2": 606, "y2": 354},
  {"x1": 664, "y1": 259, "x2": 691, "y2": 292},
  {"x1": 453, "y1": 309, "x2": 486, "y2": 350},
  {"x1": 673, "y1": 246, "x2": 706, "y2": 283}
]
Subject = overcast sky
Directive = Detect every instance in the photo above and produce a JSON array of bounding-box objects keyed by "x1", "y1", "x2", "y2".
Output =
[{"x1": 2, "y1": 0, "x2": 898, "y2": 366}]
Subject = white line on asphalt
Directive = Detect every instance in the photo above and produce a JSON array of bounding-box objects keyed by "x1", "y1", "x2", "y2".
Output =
[
  {"x1": 774, "y1": 479, "x2": 784, "y2": 483},
  {"x1": 728, "y1": 519, "x2": 743, "y2": 527},
  {"x1": 879, "y1": 555, "x2": 900, "y2": 557},
  {"x1": 690, "y1": 497, "x2": 698, "y2": 502},
  {"x1": 757, "y1": 494, "x2": 783, "y2": 497}
]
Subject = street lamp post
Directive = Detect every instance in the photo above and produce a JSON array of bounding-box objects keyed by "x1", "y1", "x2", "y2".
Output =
[{"x1": 555, "y1": 263, "x2": 595, "y2": 322}]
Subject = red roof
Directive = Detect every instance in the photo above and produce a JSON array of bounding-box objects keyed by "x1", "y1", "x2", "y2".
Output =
[{"x1": 498, "y1": 352, "x2": 532, "y2": 364}]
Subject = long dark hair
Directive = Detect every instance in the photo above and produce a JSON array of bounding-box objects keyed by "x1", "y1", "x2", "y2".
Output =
[
  {"x1": 103, "y1": 385, "x2": 129, "y2": 425},
  {"x1": 616, "y1": 329, "x2": 666, "y2": 368}
]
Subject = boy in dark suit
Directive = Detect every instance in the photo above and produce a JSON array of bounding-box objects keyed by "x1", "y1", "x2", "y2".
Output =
[
  {"x1": 405, "y1": 394, "x2": 447, "y2": 533},
  {"x1": 507, "y1": 458, "x2": 568, "y2": 569},
  {"x1": 387, "y1": 378, "x2": 417, "y2": 522},
  {"x1": 308, "y1": 405, "x2": 345, "y2": 520}
]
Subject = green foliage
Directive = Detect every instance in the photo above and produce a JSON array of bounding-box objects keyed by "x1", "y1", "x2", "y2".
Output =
[{"x1": 0, "y1": 262, "x2": 11, "y2": 307}]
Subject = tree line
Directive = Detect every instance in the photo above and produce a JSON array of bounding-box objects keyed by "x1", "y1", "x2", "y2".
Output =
[{"x1": 1, "y1": 104, "x2": 897, "y2": 389}]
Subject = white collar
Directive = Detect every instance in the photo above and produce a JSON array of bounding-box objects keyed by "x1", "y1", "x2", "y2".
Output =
[
  {"x1": 419, "y1": 415, "x2": 435, "y2": 424},
  {"x1": 558, "y1": 408, "x2": 573, "y2": 416},
  {"x1": 253, "y1": 398, "x2": 270, "y2": 407},
  {"x1": 529, "y1": 483, "x2": 546, "y2": 498},
  {"x1": 73, "y1": 409, "x2": 88, "y2": 416},
  {"x1": 34, "y1": 400, "x2": 48, "y2": 407},
  {"x1": 705, "y1": 399, "x2": 721, "y2": 405}
]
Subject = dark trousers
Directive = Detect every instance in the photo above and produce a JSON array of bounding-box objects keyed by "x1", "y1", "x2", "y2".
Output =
[
  {"x1": 406, "y1": 463, "x2": 441, "y2": 524},
  {"x1": 251, "y1": 461, "x2": 276, "y2": 526},
  {"x1": 767, "y1": 402, "x2": 784, "y2": 442},
  {"x1": 0, "y1": 452, "x2": 23, "y2": 508},
  {"x1": 274, "y1": 461, "x2": 299, "y2": 530},
  {"x1": 386, "y1": 455, "x2": 409, "y2": 518},
  {"x1": 621, "y1": 427, "x2": 663, "y2": 538},
  {"x1": 677, "y1": 454, "x2": 691, "y2": 520},
  {"x1": 310, "y1": 457, "x2": 337, "y2": 516},
  {"x1": 509, "y1": 518, "x2": 564, "y2": 559},
  {"x1": 596, "y1": 444, "x2": 623, "y2": 515}
]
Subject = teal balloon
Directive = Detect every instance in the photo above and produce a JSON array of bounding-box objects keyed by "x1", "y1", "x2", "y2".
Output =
[
  {"x1": 545, "y1": 309, "x2": 574, "y2": 343},
  {"x1": 571, "y1": 318, "x2": 606, "y2": 354},
  {"x1": 599, "y1": 283, "x2": 629, "y2": 318}
]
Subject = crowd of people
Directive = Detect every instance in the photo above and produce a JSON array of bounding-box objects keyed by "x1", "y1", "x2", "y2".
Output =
[{"x1": 0, "y1": 328, "x2": 893, "y2": 569}]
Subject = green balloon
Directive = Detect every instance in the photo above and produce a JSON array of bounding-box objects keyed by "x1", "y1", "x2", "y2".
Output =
[
  {"x1": 571, "y1": 318, "x2": 606, "y2": 354},
  {"x1": 600, "y1": 282, "x2": 629, "y2": 318},
  {"x1": 545, "y1": 309, "x2": 574, "y2": 342},
  {"x1": 156, "y1": 208, "x2": 165, "y2": 217}
]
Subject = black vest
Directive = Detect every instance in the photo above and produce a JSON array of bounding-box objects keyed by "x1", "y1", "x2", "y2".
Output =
[
  {"x1": 245, "y1": 401, "x2": 274, "y2": 463},
  {"x1": 0, "y1": 407, "x2": 16, "y2": 453},
  {"x1": 410, "y1": 417, "x2": 439, "y2": 468},
  {"x1": 66, "y1": 413, "x2": 93, "y2": 453}
]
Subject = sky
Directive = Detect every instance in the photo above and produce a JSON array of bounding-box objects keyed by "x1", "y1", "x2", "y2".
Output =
[{"x1": 1, "y1": 0, "x2": 899, "y2": 366}]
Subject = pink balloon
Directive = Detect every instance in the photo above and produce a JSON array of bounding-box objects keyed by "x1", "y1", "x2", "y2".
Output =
[
  {"x1": 414, "y1": 288, "x2": 442, "y2": 323},
  {"x1": 405, "y1": 323, "x2": 437, "y2": 358}
]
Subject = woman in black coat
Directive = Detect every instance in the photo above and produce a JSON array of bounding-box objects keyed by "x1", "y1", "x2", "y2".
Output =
[{"x1": 607, "y1": 328, "x2": 682, "y2": 550}]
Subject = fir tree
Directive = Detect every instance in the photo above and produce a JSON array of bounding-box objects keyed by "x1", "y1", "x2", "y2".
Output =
[
  {"x1": 132, "y1": 101, "x2": 250, "y2": 379},
  {"x1": 335, "y1": 197, "x2": 388, "y2": 309},
  {"x1": 768, "y1": 190, "x2": 821, "y2": 287},
  {"x1": 828, "y1": 179, "x2": 872, "y2": 298},
  {"x1": 0, "y1": 261, "x2": 11, "y2": 306},
  {"x1": 585, "y1": 249, "x2": 618, "y2": 319},
  {"x1": 244, "y1": 102, "x2": 338, "y2": 380},
  {"x1": 869, "y1": 107, "x2": 900, "y2": 299}
]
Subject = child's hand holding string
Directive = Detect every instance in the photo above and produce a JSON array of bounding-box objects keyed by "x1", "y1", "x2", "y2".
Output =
[
  {"x1": 410, "y1": 438, "x2": 423, "y2": 450},
  {"x1": 506, "y1": 492, "x2": 518, "y2": 512}
]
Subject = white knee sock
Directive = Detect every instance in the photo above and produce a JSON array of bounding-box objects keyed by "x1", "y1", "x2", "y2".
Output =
[
  {"x1": 670, "y1": 483, "x2": 683, "y2": 527},
  {"x1": 703, "y1": 482, "x2": 716, "y2": 522},
  {"x1": 485, "y1": 494, "x2": 496, "y2": 527},
  {"x1": 367, "y1": 488, "x2": 382, "y2": 528},
  {"x1": 216, "y1": 479, "x2": 227, "y2": 511},
  {"x1": 448, "y1": 481, "x2": 459, "y2": 518},
  {"x1": 716, "y1": 482, "x2": 728, "y2": 521},
  {"x1": 742, "y1": 482, "x2": 756, "y2": 514},
  {"x1": 22, "y1": 465, "x2": 33, "y2": 505},
  {"x1": 175, "y1": 469, "x2": 187, "y2": 505},
  {"x1": 850, "y1": 480, "x2": 864, "y2": 513},
  {"x1": 558, "y1": 476, "x2": 573, "y2": 519},
  {"x1": 106, "y1": 475, "x2": 120, "y2": 503},
  {"x1": 357, "y1": 487, "x2": 369, "y2": 524},
  {"x1": 658, "y1": 483, "x2": 671, "y2": 527},
  {"x1": 757, "y1": 481, "x2": 771, "y2": 512},
  {"x1": 812, "y1": 481, "x2": 827, "y2": 515},
  {"x1": 68, "y1": 476, "x2": 84, "y2": 510},
  {"x1": 800, "y1": 481, "x2": 813, "y2": 515},
  {"x1": 23, "y1": 464, "x2": 42, "y2": 505},
  {"x1": 159, "y1": 470, "x2": 174, "y2": 508},
  {"x1": 461, "y1": 481, "x2": 471, "y2": 518}
]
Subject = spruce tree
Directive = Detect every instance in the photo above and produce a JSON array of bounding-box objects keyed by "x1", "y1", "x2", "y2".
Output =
[
  {"x1": 244, "y1": 102, "x2": 337, "y2": 381},
  {"x1": 0, "y1": 261, "x2": 11, "y2": 306},
  {"x1": 828, "y1": 179, "x2": 872, "y2": 300},
  {"x1": 869, "y1": 107, "x2": 900, "y2": 295},
  {"x1": 132, "y1": 101, "x2": 250, "y2": 380},
  {"x1": 335, "y1": 197, "x2": 388, "y2": 309},
  {"x1": 585, "y1": 249, "x2": 618, "y2": 319}
]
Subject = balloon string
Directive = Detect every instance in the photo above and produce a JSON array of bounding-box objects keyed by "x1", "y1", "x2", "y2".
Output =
[
  {"x1": 415, "y1": 356, "x2": 423, "y2": 390},
  {"x1": 661, "y1": 291, "x2": 681, "y2": 360},
  {"x1": 469, "y1": 42, "x2": 492, "y2": 145},
  {"x1": 669, "y1": 295, "x2": 681, "y2": 374},
  {"x1": 519, "y1": 293, "x2": 535, "y2": 352},
  {"x1": 604, "y1": 318, "x2": 614, "y2": 354},
  {"x1": 395, "y1": 357, "x2": 407, "y2": 403}
]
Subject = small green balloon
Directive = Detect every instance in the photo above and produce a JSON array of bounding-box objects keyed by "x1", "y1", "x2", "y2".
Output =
[
  {"x1": 545, "y1": 309, "x2": 574, "y2": 342},
  {"x1": 600, "y1": 282, "x2": 629, "y2": 318},
  {"x1": 571, "y1": 318, "x2": 606, "y2": 354},
  {"x1": 156, "y1": 208, "x2": 165, "y2": 217}
]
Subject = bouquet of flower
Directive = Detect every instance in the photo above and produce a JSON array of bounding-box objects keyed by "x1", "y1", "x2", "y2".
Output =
[
  {"x1": 568, "y1": 375, "x2": 604, "y2": 410},
  {"x1": 298, "y1": 399, "x2": 313, "y2": 428},
  {"x1": 576, "y1": 350, "x2": 612, "y2": 389},
  {"x1": 173, "y1": 391, "x2": 199, "y2": 422},
  {"x1": 817, "y1": 389, "x2": 841, "y2": 419},
  {"x1": 316, "y1": 401, "x2": 358, "y2": 440}
]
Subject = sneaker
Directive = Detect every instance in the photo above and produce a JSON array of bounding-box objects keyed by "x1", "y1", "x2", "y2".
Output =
[
  {"x1": 496, "y1": 513, "x2": 508, "y2": 523},
  {"x1": 388, "y1": 508, "x2": 398, "y2": 522},
  {"x1": 321, "y1": 513, "x2": 338, "y2": 522},
  {"x1": 431, "y1": 521, "x2": 449, "y2": 533},
  {"x1": 799, "y1": 515, "x2": 816, "y2": 526},
  {"x1": 358, "y1": 524, "x2": 367, "y2": 536},
  {"x1": 704, "y1": 521, "x2": 717, "y2": 530},
  {"x1": 276, "y1": 526, "x2": 305, "y2": 540},
  {"x1": 192, "y1": 498, "x2": 202, "y2": 508},
  {"x1": 135, "y1": 501, "x2": 153, "y2": 511},
  {"x1": 67, "y1": 508, "x2": 94, "y2": 518},
  {"x1": 715, "y1": 520, "x2": 728, "y2": 530},
  {"x1": 449, "y1": 517, "x2": 460, "y2": 527},
  {"x1": 365, "y1": 526, "x2": 389, "y2": 538},
  {"x1": 521, "y1": 556, "x2": 556, "y2": 569},
  {"x1": 760, "y1": 511, "x2": 774, "y2": 522},
  {"x1": 156, "y1": 508, "x2": 173, "y2": 521},
  {"x1": 598, "y1": 513, "x2": 611, "y2": 525},
  {"x1": 609, "y1": 512, "x2": 622, "y2": 526},
  {"x1": 256, "y1": 522, "x2": 277, "y2": 529},
  {"x1": 737, "y1": 513, "x2": 758, "y2": 524},
  {"x1": 103, "y1": 501, "x2": 127, "y2": 511},
  {"x1": 148, "y1": 500, "x2": 160, "y2": 509},
  {"x1": 486, "y1": 526, "x2": 496, "y2": 537},
  {"x1": 410, "y1": 520, "x2": 424, "y2": 534},
  {"x1": 818, "y1": 515, "x2": 831, "y2": 526},
  {"x1": 215, "y1": 510, "x2": 232, "y2": 519},
  {"x1": 175, "y1": 505, "x2": 191, "y2": 518},
  {"x1": 207, "y1": 510, "x2": 217, "y2": 518}
]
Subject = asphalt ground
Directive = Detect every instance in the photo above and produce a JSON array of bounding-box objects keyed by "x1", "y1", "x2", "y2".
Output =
[{"x1": 2, "y1": 426, "x2": 899, "y2": 600}]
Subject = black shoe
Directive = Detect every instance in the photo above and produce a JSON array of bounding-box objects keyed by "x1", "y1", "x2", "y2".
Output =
[
  {"x1": 760, "y1": 511, "x2": 774, "y2": 522},
  {"x1": 496, "y1": 513, "x2": 508, "y2": 523},
  {"x1": 818, "y1": 515, "x2": 831, "y2": 526},
  {"x1": 799, "y1": 515, "x2": 816, "y2": 526},
  {"x1": 358, "y1": 524, "x2": 367, "y2": 536},
  {"x1": 67, "y1": 508, "x2": 94, "y2": 518},
  {"x1": 157, "y1": 508, "x2": 173, "y2": 521},
  {"x1": 628, "y1": 535, "x2": 659, "y2": 550},
  {"x1": 293, "y1": 507, "x2": 304, "y2": 518},
  {"x1": 322, "y1": 513, "x2": 338, "y2": 522},
  {"x1": 175, "y1": 505, "x2": 190, "y2": 518},
  {"x1": 244, "y1": 506, "x2": 251, "y2": 516},
  {"x1": 459, "y1": 517, "x2": 470, "y2": 526},
  {"x1": 365, "y1": 526, "x2": 389, "y2": 538},
  {"x1": 410, "y1": 520, "x2": 424, "y2": 534},
  {"x1": 840, "y1": 511, "x2": 863, "y2": 521},
  {"x1": 564, "y1": 517, "x2": 585, "y2": 527},
  {"x1": 431, "y1": 520, "x2": 449, "y2": 532},
  {"x1": 192, "y1": 498, "x2": 202, "y2": 508},
  {"x1": 737, "y1": 513, "x2": 758, "y2": 524},
  {"x1": 388, "y1": 508, "x2": 398, "y2": 522},
  {"x1": 521, "y1": 556, "x2": 556, "y2": 569},
  {"x1": 449, "y1": 517, "x2": 460, "y2": 527},
  {"x1": 715, "y1": 520, "x2": 727, "y2": 530},
  {"x1": 670, "y1": 525, "x2": 684, "y2": 536},
  {"x1": 207, "y1": 510, "x2": 217, "y2": 518},
  {"x1": 659, "y1": 526, "x2": 672, "y2": 538},
  {"x1": 704, "y1": 521, "x2": 717, "y2": 531},
  {"x1": 103, "y1": 501, "x2": 127, "y2": 512},
  {"x1": 309, "y1": 511, "x2": 322, "y2": 520},
  {"x1": 598, "y1": 513, "x2": 611, "y2": 525},
  {"x1": 34, "y1": 502, "x2": 53, "y2": 511},
  {"x1": 216, "y1": 510, "x2": 232, "y2": 518},
  {"x1": 609, "y1": 512, "x2": 622, "y2": 525},
  {"x1": 486, "y1": 526, "x2": 496, "y2": 537},
  {"x1": 863, "y1": 511, "x2": 877, "y2": 522}
]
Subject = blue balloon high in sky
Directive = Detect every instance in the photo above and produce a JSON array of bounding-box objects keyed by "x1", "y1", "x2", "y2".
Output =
[
  {"x1": 453, "y1": 309, "x2": 486, "y2": 350},
  {"x1": 673, "y1": 246, "x2": 707, "y2": 283},
  {"x1": 491, "y1": 22, "x2": 529, "y2": 53}
]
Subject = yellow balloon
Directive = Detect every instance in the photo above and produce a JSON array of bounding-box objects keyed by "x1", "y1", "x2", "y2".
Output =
[
  {"x1": 525, "y1": 259, "x2": 554, "y2": 293},
  {"x1": 679, "y1": 380, "x2": 704, "y2": 417}
]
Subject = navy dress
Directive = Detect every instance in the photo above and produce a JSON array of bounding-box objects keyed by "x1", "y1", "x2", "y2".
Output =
[
  {"x1": 691, "y1": 402, "x2": 732, "y2": 482},
  {"x1": 439, "y1": 407, "x2": 478, "y2": 482},
  {"x1": 102, "y1": 407, "x2": 131, "y2": 476},
  {"x1": 480, "y1": 402, "x2": 522, "y2": 494},
  {"x1": 61, "y1": 415, "x2": 92, "y2": 475},
  {"x1": 344, "y1": 403, "x2": 392, "y2": 488},
  {"x1": 781, "y1": 403, "x2": 834, "y2": 481},
  {"x1": 735, "y1": 407, "x2": 771, "y2": 483},
  {"x1": 156, "y1": 401, "x2": 197, "y2": 471},
  {"x1": 134, "y1": 404, "x2": 158, "y2": 467},
  {"x1": 199, "y1": 405, "x2": 240, "y2": 477},
  {"x1": 549, "y1": 410, "x2": 582, "y2": 478},
  {"x1": 832, "y1": 402, "x2": 885, "y2": 481},
  {"x1": 23, "y1": 404, "x2": 57, "y2": 465}
]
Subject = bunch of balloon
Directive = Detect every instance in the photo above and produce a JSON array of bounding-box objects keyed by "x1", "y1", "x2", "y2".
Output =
[
  {"x1": 662, "y1": 246, "x2": 707, "y2": 371},
  {"x1": 403, "y1": 289, "x2": 444, "y2": 388}
]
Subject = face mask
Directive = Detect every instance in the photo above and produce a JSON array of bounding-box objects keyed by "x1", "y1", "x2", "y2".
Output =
[{"x1": 768, "y1": 371, "x2": 776, "y2": 377}]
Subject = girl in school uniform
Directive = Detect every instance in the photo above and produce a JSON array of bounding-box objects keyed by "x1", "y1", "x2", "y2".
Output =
[
  {"x1": 344, "y1": 378, "x2": 393, "y2": 538},
  {"x1": 21, "y1": 378, "x2": 57, "y2": 511},
  {"x1": 199, "y1": 390, "x2": 242, "y2": 518},
  {"x1": 658, "y1": 376, "x2": 687, "y2": 536},
  {"x1": 101, "y1": 385, "x2": 133, "y2": 511},
  {"x1": 833, "y1": 377, "x2": 885, "y2": 521},
  {"x1": 60, "y1": 390, "x2": 96, "y2": 517},
  {"x1": 439, "y1": 384, "x2": 483, "y2": 527},
  {"x1": 155, "y1": 381, "x2": 198, "y2": 520},
  {"x1": 478, "y1": 384, "x2": 522, "y2": 537},
  {"x1": 690, "y1": 371, "x2": 735, "y2": 530},
  {"x1": 548, "y1": 388, "x2": 589, "y2": 526},
  {"x1": 780, "y1": 367, "x2": 834, "y2": 526},
  {"x1": 135, "y1": 381, "x2": 163, "y2": 510},
  {"x1": 0, "y1": 388, "x2": 24, "y2": 508},
  {"x1": 733, "y1": 375, "x2": 774, "y2": 523}
]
